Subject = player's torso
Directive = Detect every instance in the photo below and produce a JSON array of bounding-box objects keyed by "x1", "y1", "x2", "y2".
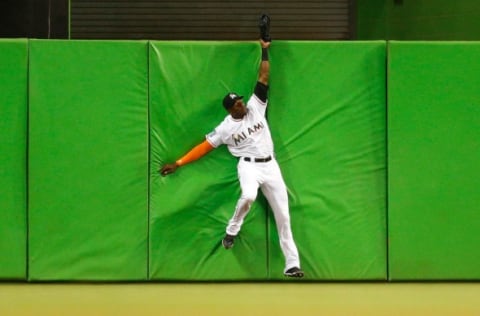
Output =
[{"x1": 222, "y1": 106, "x2": 273, "y2": 157}]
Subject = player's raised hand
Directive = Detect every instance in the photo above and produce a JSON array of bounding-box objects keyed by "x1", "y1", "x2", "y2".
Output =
[
  {"x1": 260, "y1": 39, "x2": 271, "y2": 49},
  {"x1": 160, "y1": 163, "x2": 178, "y2": 176}
]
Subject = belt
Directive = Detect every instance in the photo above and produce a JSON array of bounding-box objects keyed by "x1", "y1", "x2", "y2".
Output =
[{"x1": 243, "y1": 156, "x2": 272, "y2": 163}]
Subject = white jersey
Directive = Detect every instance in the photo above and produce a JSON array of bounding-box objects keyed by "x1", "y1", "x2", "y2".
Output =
[{"x1": 206, "y1": 94, "x2": 274, "y2": 158}]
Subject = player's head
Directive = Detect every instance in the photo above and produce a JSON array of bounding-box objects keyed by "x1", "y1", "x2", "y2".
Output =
[
  {"x1": 223, "y1": 92, "x2": 243, "y2": 109},
  {"x1": 223, "y1": 92, "x2": 246, "y2": 119}
]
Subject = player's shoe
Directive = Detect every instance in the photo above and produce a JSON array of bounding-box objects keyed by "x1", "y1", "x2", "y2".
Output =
[
  {"x1": 222, "y1": 234, "x2": 235, "y2": 249},
  {"x1": 284, "y1": 267, "x2": 304, "y2": 278}
]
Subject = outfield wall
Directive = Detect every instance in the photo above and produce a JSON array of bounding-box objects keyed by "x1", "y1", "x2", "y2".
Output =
[
  {"x1": 388, "y1": 41, "x2": 480, "y2": 280},
  {"x1": 149, "y1": 41, "x2": 386, "y2": 281},
  {"x1": 0, "y1": 39, "x2": 28, "y2": 280},
  {"x1": 28, "y1": 40, "x2": 149, "y2": 281},
  {"x1": 0, "y1": 40, "x2": 478, "y2": 281}
]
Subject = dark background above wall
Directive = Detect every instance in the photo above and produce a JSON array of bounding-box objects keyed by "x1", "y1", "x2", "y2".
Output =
[
  {"x1": 69, "y1": 0, "x2": 355, "y2": 40},
  {"x1": 0, "y1": 0, "x2": 356, "y2": 40},
  {"x1": 3, "y1": 1, "x2": 480, "y2": 40},
  {"x1": 0, "y1": 0, "x2": 68, "y2": 39}
]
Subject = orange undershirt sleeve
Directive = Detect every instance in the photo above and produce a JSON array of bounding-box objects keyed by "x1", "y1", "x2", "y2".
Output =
[{"x1": 176, "y1": 140, "x2": 215, "y2": 166}]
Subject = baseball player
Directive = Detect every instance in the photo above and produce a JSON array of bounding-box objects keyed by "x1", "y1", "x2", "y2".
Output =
[{"x1": 160, "y1": 38, "x2": 304, "y2": 278}]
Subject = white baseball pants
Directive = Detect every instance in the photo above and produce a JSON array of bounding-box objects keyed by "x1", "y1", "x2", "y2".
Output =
[{"x1": 226, "y1": 157, "x2": 301, "y2": 272}]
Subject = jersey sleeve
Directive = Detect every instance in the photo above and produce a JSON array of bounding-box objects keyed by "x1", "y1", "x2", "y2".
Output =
[{"x1": 205, "y1": 124, "x2": 224, "y2": 148}]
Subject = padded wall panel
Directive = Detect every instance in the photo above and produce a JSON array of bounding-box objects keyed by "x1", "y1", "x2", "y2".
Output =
[
  {"x1": 0, "y1": 39, "x2": 28, "y2": 279},
  {"x1": 28, "y1": 40, "x2": 148, "y2": 280},
  {"x1": 268, "y1": 41, "x2": 387, "y2": 280},
  {"x1": 149, "y1": 42, "x2": 269, "y2": 280},
  {"x1": 388, "y1": 41, "x2": 480, "y2": 280}
]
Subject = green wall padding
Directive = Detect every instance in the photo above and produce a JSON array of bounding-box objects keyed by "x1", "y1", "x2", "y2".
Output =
[
  {"x1": 267, "y1": 42, "x2": 387, "y2": 280},
  {"x1": 149, "y1": 42, "x2": 269, "y2": 280},
  {"x1": 150, "y1": 41, "x2": 387, "y2": 281},
  {"x1": 0, "y1": 39, "x2": 28, "y2": 279},
  {"x1": 388, "y1": 41, "x2": 480, "y2": 280},
  {"x1": 28, "y1": 40, "x2": 149, "y2": 281}
]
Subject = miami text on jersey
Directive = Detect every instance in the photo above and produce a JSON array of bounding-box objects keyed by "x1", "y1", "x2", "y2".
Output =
[{"x1": 232, "y1": 121, "x2": 265, "y2": 146}]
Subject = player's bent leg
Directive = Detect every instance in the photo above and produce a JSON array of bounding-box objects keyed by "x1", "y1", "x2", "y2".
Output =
[
  {"x1": 225, "y1": 161, "x2": 259, "y2": 237},
  {"x1": 223, "y1": 194, "x2": 256, "y2": 249},
  {"x1": 226, "y1": 192, "x2": 257, "y2": 236}
]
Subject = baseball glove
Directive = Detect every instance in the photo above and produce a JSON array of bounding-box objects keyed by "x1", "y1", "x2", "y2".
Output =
[{"x1": 259, "y1": 14, "x2": 272, "y2": 42}]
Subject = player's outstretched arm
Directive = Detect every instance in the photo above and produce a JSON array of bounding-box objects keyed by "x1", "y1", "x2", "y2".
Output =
[
  {"x1": 258, "y1": 39, "x2": 270, "y2": 85},
  {"x1": 160, "y1": 140, "x2": 214, "y2": 176}
]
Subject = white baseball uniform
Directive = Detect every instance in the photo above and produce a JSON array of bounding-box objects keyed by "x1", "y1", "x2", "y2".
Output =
[{"x1": 206, "y1": 92, "x2": 301, "y2": 272}]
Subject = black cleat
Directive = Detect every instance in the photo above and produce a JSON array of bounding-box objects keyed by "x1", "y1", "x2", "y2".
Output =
[
  {"x1": 284, "y1": 267, "x2": 304, "y2": 278},
  {"x1": 222, "y1": 234, "x2": 235, "y2": 249}
]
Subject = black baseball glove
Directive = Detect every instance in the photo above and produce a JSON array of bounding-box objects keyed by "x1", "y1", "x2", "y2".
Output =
[{"x1": 259, "y1": 14, "x2": 272, "y2": 42}]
